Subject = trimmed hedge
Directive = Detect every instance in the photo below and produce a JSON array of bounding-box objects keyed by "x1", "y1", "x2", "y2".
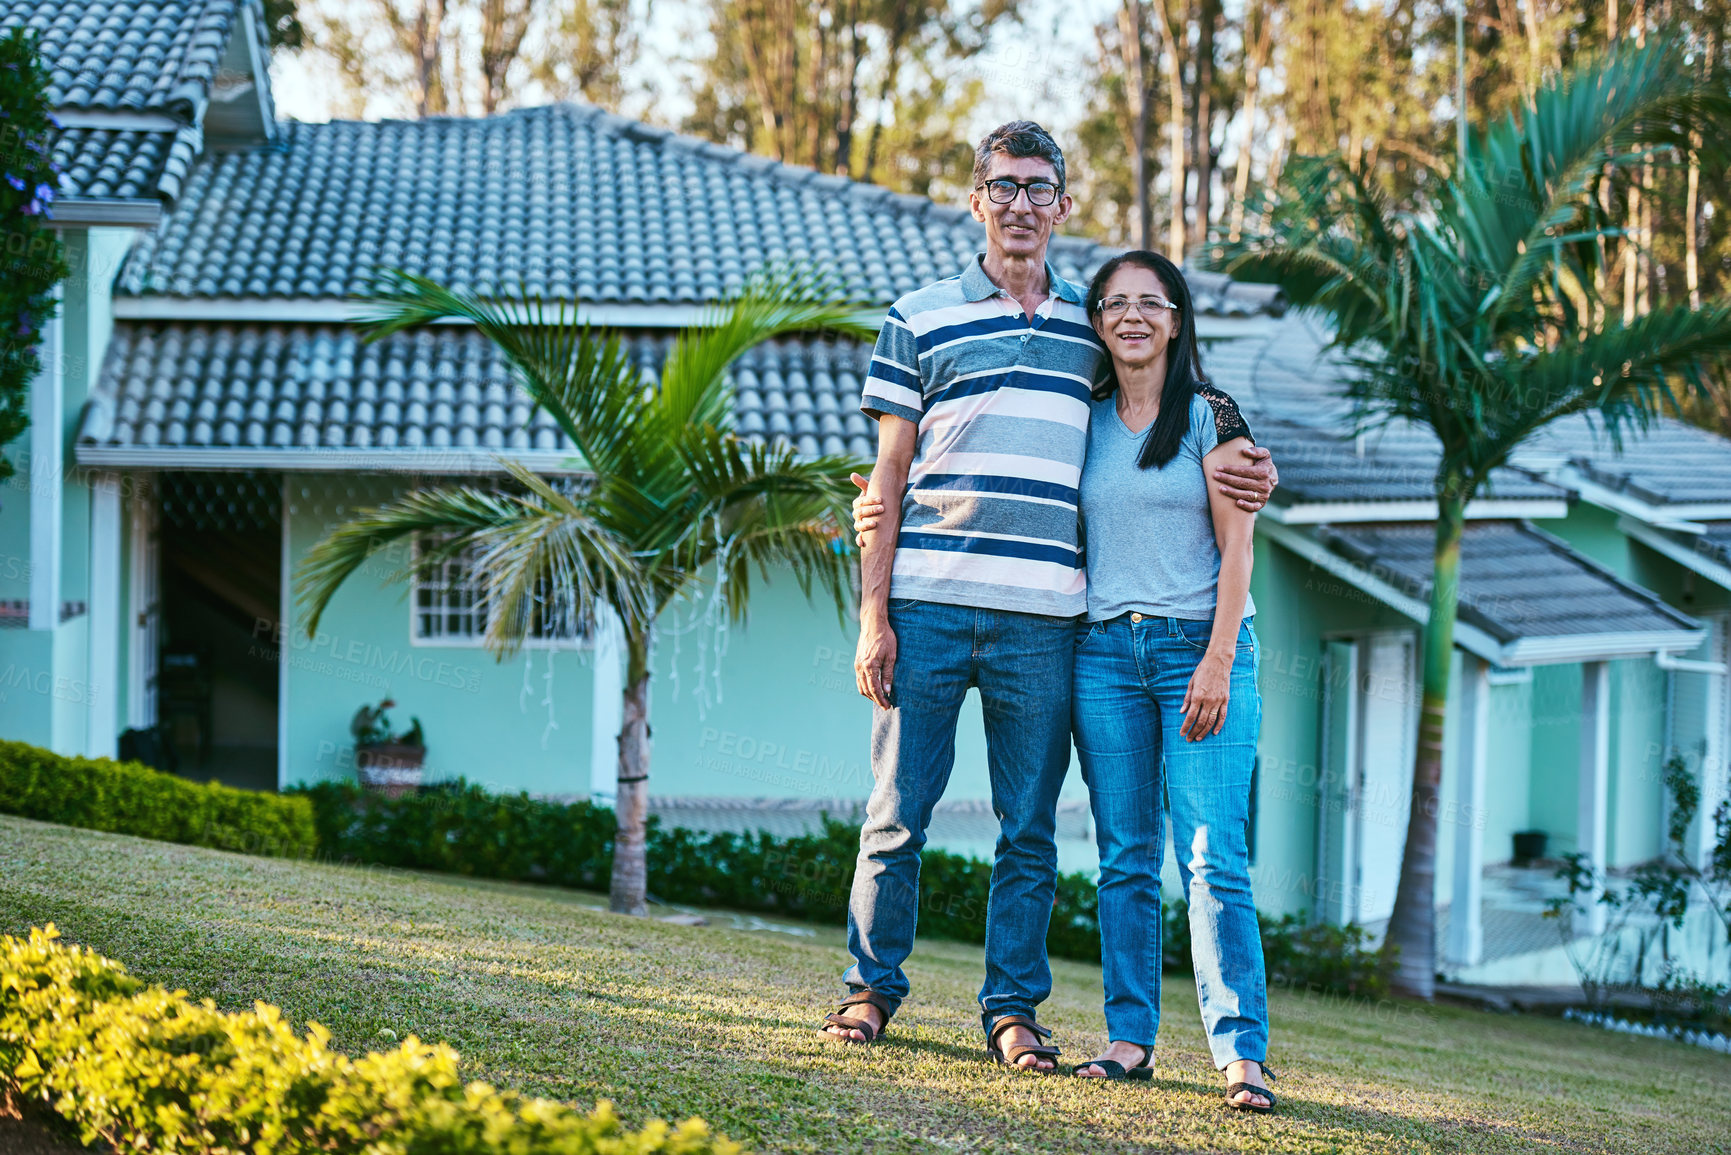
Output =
[
  {"x1": 0, "y1": 925, "x2": 737, "y2": 1155},
  {"x1": 0, "y1": 740, "x2": 317, "y2": 860},
  {"x1": 300, "y1": 781, "x2": 1391, "y2": 997}
]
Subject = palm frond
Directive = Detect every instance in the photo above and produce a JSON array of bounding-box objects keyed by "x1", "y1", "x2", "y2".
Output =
[
  {"x1": 355, "y1": 270, "x2": 649, "y2": 477},
  {"x1": 293, "y1": 473, "x2": 650, "y2": 655}
]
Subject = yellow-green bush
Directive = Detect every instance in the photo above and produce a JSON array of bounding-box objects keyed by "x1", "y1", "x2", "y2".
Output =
[
  {"x1": 0, "y1": 740, "x2": 316, "y2": 859},
  {"x1": 0, "y1": 926, "x2": 738, "y2": 1155}
]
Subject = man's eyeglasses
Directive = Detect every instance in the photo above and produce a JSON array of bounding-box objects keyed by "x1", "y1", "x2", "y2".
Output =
[
  {"x1": 977, "y1": 178, "x2": 1061, "y2": 207},
  {"x1": 1096, "y1": 294, "x2": 1178, "y2": 318}
]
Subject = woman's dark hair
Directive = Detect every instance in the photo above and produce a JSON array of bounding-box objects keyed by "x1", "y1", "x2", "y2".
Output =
[{"x1": 1085, "y1": 250, "x2": 1207, "y2": 469}]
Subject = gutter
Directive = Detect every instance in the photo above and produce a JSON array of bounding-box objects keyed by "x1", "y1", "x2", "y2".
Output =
[
  {"x1": 49, "y1": 198, "x2": 164, "y2": 227},
  {"x1": 1556, "y1": 467, "x2": 1731, "y2": 527},
  {"x1": 1260, "y1": 497, "x2": 1571, "y2": 524},
  {"x1": 73, "y1": 445, "x2": 593, "y2": 476}
]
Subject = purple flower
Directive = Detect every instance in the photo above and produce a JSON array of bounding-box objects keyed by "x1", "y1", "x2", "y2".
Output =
[
  {"x1": 33, "y1": 183, "x2": 52, "y2": 202},
  {"x1": 3, "y1": 174, "x2": 22, "y2": 191}
]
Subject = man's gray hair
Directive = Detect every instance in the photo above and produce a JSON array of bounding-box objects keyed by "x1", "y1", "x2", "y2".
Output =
[{"x1": 972, "y1": 121, "x2": 1067, "y2": 191}]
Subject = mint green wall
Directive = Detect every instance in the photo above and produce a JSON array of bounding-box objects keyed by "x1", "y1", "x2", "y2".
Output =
[
  {"x1": 1529, "y1": 664, "x2": 1581, "y2": 850},
  {"x1": 0, "y1": 630, "x2": 55, "y2": 746},
  {"x1": 279, "y1": 474, "x2": 595, "y2": 795},
  {"x1": 1610, "y1": 658, "x2": 1667, "y2": 865},
  {"x1": 1245, "y1": 534, "x2": 1417, "y2": 917},
  {"x1": 1482, "y1": 676, "x2": 1534, "y2": 866}
]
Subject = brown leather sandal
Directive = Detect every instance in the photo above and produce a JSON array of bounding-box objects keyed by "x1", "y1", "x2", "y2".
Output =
[
  {"x1": 819, "y1": 990, "x2": 894, "y2": 1044},
  {"x1": 985, "y1": 1014, "x2": 1061, "y2": 1072}
]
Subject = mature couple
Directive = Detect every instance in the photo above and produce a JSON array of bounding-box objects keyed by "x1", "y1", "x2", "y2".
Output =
[{"x1": 817, "y1": 122, "x2": 1279, "y2": 1112}]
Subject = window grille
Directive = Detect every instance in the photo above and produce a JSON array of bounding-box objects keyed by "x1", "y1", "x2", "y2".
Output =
[{"x1": 411, "y1": 536, "x2": 591, "y2": 648}]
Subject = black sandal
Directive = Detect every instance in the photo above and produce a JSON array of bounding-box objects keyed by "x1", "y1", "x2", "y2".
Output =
[
  {"x1": 819, "y1": 990, "x2": 893, "y2": 1044},
  {"x1": 1223, "y1": 1061, "x2": 1277, "y2": 1113},
  {"x1": 1072, "y1": 1044, "x2": 1153, "y2": 1081},
  {"x1": 985, "y1": 1014, "x2": 1062, "y2": 1072}
]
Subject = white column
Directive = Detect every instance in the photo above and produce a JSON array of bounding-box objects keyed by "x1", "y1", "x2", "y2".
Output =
[
  {"x1": 278, "y1": 475, "x2": 292, "y2": 790},
  {"x1": 1578, "y1": 661, "x2": 1612, "y2": 936},
  {"x1": 28, "y1": 305, "x2": 63, "y2": 632},
  {"x1": 86, "y1": 471, "x2": 122, "y2": 757},
  {"x1": 1695, "y1": 615, "x2": 1729, "y2": 871},
  {"x1": 1446, "y1": 656, "x2": 1490, "y2": 968},
  {"x1": 589, "y1": 607, "x2": 625, "y2": 803},
  {"x1": 125, "y1": 483, "x2": 159, "y2": 729}
]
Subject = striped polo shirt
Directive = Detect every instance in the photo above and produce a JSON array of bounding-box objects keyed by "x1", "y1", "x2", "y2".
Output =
[{"x1": 860, "y1": 253, "x2": 1105, "y2": 617}]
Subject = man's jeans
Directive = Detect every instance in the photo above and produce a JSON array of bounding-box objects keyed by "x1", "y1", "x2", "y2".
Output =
[
  {"x1": 1071, "y1": 613, "x2": 1268, "y2": 1069},
  {"x1": 844, "y1": 598, "x2": 1074, "y2": 1028}
]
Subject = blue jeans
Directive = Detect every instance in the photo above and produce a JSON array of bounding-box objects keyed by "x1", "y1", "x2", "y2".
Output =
[
  {"x1": 1071, "y1": 613, "x2": 1268, "y2": 1069},
  {"x1": 844, "y1": 598, "x2": 1074, "y2": 1029}
]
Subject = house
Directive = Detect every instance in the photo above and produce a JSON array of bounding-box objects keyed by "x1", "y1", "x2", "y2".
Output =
[{"x1": 5, "y1": 0, "x2": 1727, "y2": 988}]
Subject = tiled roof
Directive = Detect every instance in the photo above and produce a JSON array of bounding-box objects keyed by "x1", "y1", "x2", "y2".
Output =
[
  {"x1": 52, "y1": 124, "x2": 200, "y2": 199},
  {"x1": 78, "y1": 321, "x2": 878, "y2": 462},
  {"x1": 1255, "y1": 416, "x2": 1566, "y2": 507},
  {"x1": 111, "y1": 103, "x2": 1289, "y2": 311},
  {"x1": 1546, "y1": 419, "x2": 1731, "y2": 508},
  {"x1": 2, "y1": 0, "x2": 248, "y2": 117},
  {"x1": 1691, "y1": 521, "x2": 1731, "y2": 569},
  {"x1": 1317, "y1": 521, "x2": 1698, "y2": 644}
]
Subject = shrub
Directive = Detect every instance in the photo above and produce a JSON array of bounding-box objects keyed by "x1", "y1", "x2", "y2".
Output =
[
  {"x1": 298, "y1": 782, "x2": 1108, "y2": 964},
  {"x1": 0, "y1": 925, "x2": 738, "y2": 1155},
  {"x1": 0, "y1": 27, "x2": 70, "y2": 479},
  {"x1": 0, "y1": 740, "x2": 317, "y2": 859},
  {"x1": 1161, "y1": 900, "x2": 1392, "y2": 999}
]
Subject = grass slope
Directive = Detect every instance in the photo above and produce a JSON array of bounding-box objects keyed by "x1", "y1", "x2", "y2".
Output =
[{"x1": 2, "y1": 814, "x2": 1727, "y2": 1155}]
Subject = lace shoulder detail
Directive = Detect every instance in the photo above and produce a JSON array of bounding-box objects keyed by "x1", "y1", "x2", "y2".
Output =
[{"x1": 1196, "y1": 384, "x2": 1253, "y2": 446}]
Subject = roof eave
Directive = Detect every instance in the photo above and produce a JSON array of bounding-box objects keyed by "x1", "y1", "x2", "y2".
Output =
[
  {"x1": 1258, "y1": 519, "x2": 1703, "y2": 667},
  {"x1": 74, "y1": 446, "x2": 593, "y2": 476},
  {"x1": 1261, "y1": 497, "x2": 1572, "y2": 524},
  {"x1": 48, "y1": 197, "x2": 164, "y2": 227},
  {"x1": 1617, "y1": 515, "x2": 1731, "y2": 592}
]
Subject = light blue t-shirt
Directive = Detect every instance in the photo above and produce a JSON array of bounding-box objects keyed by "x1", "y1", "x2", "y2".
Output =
[{"x1": 1080, "y1": 386, "x2": 1256, "y2": 623}]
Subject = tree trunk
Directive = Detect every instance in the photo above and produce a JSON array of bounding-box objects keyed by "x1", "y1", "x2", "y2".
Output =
[
  {"x1": 1192, "y1": 0, "x2": 1218, "y2": 246},
  {"x1": 1386, "y1": 486, "x2": 1466, "y2": 1001},
  {"x1": 1151, "y1": 0, "x2": 1187, "y2": 260},
  {"x1": 1115, "y1": 1, "x2": 1155, "y2": 251},
  {"x1": 1228, "y1": 2, "x2": 1269, "y2": 242},
  {"x1": 609, "y1": 633, "x2": 653, "y2": 915}
]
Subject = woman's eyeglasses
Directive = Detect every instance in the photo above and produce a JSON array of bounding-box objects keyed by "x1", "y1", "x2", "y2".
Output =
[
  {"x1": 976, "y1": 178, "x2": 1061, "y2": 207},
  {"x1": 1096, "y1": 295, "x2": 1178, "y2": 318}
]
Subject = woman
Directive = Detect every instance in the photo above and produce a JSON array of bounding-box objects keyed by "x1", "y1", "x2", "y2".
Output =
[
  {"x1": 852, "y1": 250, "x2": 1275, "y2": 1110},
  {"x1": 1062, "y1": 250, "x2": 1273, "y2": 1111}
]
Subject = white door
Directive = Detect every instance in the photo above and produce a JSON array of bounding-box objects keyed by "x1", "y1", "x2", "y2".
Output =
[
  {"x1": 1316, "y1": 640, "x2": 1360, "y2": 925},
  {"x1": 1351, "y1": 633, "x2": 1420, "y2": 925}
]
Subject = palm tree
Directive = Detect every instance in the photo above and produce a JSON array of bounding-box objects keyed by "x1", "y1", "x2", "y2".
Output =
[
  {"x1": 1209, "y1": 34, "x2": 1731, "y2": 999},
  {"x1": 296, "y1": 269, "x2": 874, "y2": 915}
]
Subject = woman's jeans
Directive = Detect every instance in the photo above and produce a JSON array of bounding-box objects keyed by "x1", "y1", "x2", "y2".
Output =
[{"x1": 1071, "y1": 613, "x2": 1268, "y2": 1069}]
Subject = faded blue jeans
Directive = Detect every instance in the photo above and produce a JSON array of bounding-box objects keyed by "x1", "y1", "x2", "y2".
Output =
[
  {"x1": 844, "y1": 598, "x2": 1074, "y2": 1030},
  {"x1": 1071, "y1": 613, "x2": 1268, "y2": 1069}
]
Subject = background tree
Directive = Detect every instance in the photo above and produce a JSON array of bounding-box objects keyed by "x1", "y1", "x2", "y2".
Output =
[
  {"x1": 296, "y1": 271, "x2": 871, "y2": 915},
  {"x1": 0, "y1": 28, "x2": 70, "y2": 484},
  {"x1": 1212, "y1": 33, "x2": 1731, "y2": 998},
  {"x1": 681, "y1": 0, "x2": 1019, "y2": 190}
]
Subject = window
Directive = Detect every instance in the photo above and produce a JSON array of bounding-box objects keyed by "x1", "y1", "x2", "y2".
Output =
[{"x1": 411, "y1": 535, "x2": 592, "y2": 648}]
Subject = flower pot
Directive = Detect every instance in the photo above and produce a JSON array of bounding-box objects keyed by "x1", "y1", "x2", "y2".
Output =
[
  {"x1": 356, "y1": 742, "x2": 426, "y2": 798},
  {"x1": 1512, "y1": 830, "x2": 1548, "y2": 866}
]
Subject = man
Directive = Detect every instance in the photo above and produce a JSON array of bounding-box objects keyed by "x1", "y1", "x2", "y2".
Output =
[{"x1": 819, "y1": 122, "x2": 1276, "y2": 1068}]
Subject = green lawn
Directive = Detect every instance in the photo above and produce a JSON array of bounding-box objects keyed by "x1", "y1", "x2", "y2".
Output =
[{"x1": 2, "y1": 814, "x2": 1727, "y2": 1155}]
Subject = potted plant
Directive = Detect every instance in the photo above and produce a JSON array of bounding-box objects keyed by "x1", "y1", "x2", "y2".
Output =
[{"x1": 351, "y1": 698, "x2": 426, "y2": 797}]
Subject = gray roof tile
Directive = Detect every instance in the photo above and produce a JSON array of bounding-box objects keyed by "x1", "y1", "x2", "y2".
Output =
[
  {"x1": 1318, "y1": 521, "x2": 1699, "y2": 643},
  {"x1": 113, "y1": 103, "x2": 1289, "y2": 311},
  {"x1": 51, "y1": 123, "x2": 199, "y2": 199},
  {"x1": 2, "y1": 0, "x2": 250, "y2": 117},
  {"x1": 79, "y1": 321, "x2": 879, "y2": 462},
  {"x1": 1255, "y1": 416, "x2": 1566, "y2": 505}
]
